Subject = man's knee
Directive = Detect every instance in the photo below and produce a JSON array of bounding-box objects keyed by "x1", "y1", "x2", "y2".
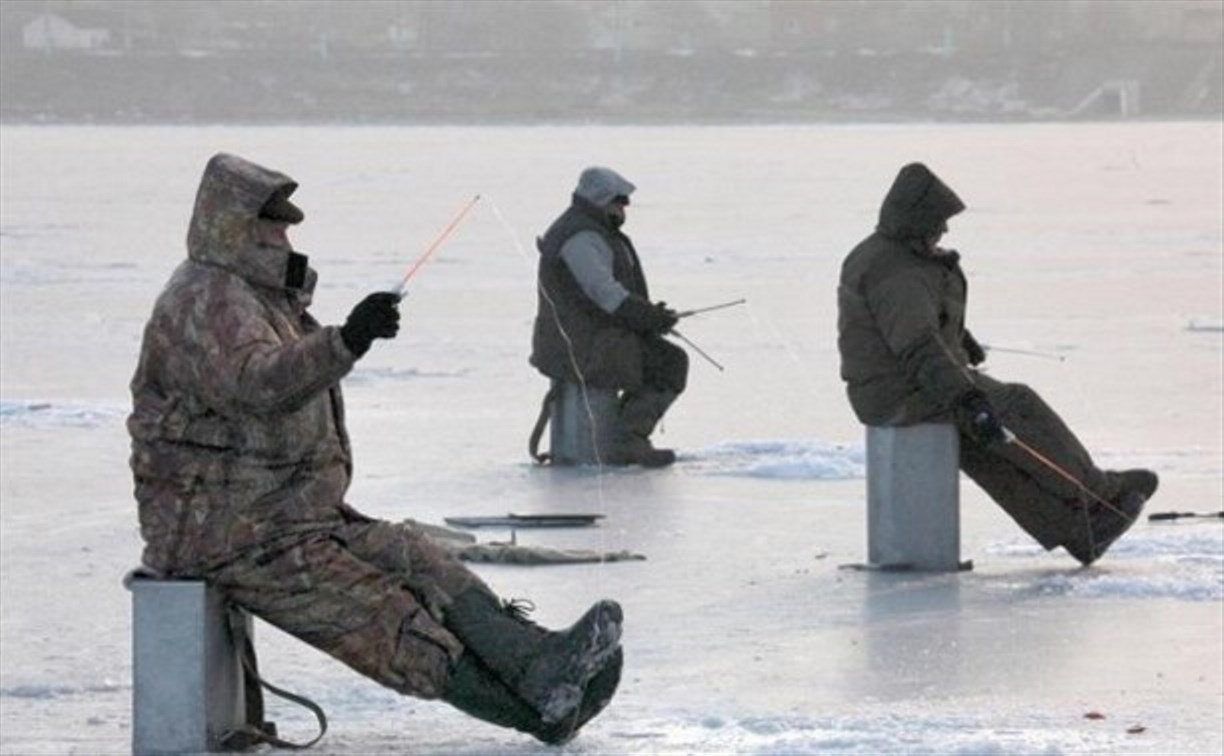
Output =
[
  {"x1": 387, "y1": 609, "x2": 464, "y2": 700},
  {"x1": 670, "y1": 345, "x2": 690, "y2": 392},
  {"x1": 986, "y1": 380, "x2": 1041, "y2": 415},
  {"x1": 646, "y1": 338, "x2": 689, "y2": 393}
]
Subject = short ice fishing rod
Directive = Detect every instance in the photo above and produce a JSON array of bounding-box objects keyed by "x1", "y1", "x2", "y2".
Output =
[
  {"x1": 984, "y1": 344, "x2": 1066, "y2": 362},
  {"x1": 670, "y1": 328, "x2": 724, "y2": 372},
  {"x1": 677, "y1": 298, "x2": 747, "y2": 319},
  {"x1": 665, "y1": 298, "x2": 744, "y2": 371},
  {"x1": 1000, "y1": 427, "x2": 1132, "y2": 519},
  {"x1": 393, "y1": 194, "x2": 482, "y2": 296},
  {"x1": 1148, "y1": 511, "x2": 1224, "y2": 522}
]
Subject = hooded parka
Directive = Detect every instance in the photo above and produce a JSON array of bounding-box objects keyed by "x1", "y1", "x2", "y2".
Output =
[
  {"x1": 128, "y1": 154, "x2": 477, "y2": 698},
  {"x1": 837, "y1": 163, "x2": 1129, "y2": 555},
  {"x1": 838, "y1": 162, "x2": 976, "y2": 425}
]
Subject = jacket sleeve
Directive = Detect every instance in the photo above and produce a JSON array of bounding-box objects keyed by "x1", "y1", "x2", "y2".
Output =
[
  {"x1": 192, "y1": 287, "x2": 356, "y2": 416},
  {"x1": 868, "y1": 273, "x2": 975, "y2": 406},
  {"x1": 559, "y1": 230, "x2": 630, "y2": 314}
]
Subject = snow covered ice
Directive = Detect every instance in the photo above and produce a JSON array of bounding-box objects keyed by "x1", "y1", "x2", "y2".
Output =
[{"x1": 1, "y1": 123, "x2": 1221, "y2": 754}]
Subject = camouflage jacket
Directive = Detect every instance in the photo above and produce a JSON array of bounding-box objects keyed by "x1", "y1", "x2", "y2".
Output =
[{"x1": 128, "y1": 154, "x2": 359, "y2": 575}]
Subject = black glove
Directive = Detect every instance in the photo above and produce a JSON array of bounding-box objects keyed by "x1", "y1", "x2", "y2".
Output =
[
  {"x1": 962, "y1": 330, "x2": 986, "y2": 367},
  {"x1": 341, "y1": 292, "x2": 401, "y2": 358},
  {"x1": 959, "y1": 389, "x2": 1006, "y2": 446},
  {"x1": 614, "y1": 295, "x2": 678, "y2": 335}
]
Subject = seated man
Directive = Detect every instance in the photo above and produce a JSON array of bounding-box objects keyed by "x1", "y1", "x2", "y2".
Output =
[
  {"x1": 836, "y1": 162, "x2": 1158, "y2": 566},
  {"x1": 530, "y1": 166, "x2": 688, "y2": 467},
  {"x1": 127, "y1": 153, "x2": 623, "y2": 745}
]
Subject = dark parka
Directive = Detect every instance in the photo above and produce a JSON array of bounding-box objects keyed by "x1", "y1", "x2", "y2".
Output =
[
  {"x1": 838, "y1": 162, "x2": 977, "y2": 425},
  {"x1": 530, "y1": 197, "x2": 650, "y2": 388},
  {"x1": 836, "y1": 162, "x2": 1129, "y2": 555},
  {"x1": 128, "y1": 154, "x2": 474, "y2": 698}
]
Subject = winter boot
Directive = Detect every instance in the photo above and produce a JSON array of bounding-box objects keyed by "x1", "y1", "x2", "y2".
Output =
[
  {"x1": 610, "y1": 389, "x2": 678, "y2": 467},
  {"x1": 443, "y1": 590, "x2": 623, "y2": 724},
  {"x1": 443, "y1": 652, "x2": 546, "y2": 738},
  {"x1": 538, "y1": 647, "x2": 624, "y2": 745},
  {"x1": 606, "y1": 430, "x2": 676, "y2": 468},
  {"x1": 1063, "y1": 469, "x2": 1158, "y2": 566},
  {"x1": 443, "y1": 648, "x2": 623, "y2": 745}
]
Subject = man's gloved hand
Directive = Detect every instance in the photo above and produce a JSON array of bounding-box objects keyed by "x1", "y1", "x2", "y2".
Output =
[
  {"x1": 959, "y1": 389, "x2": 1006, "y2": 446},
  {"x1": 341, "y1": 292, "x2": 401, "y2": 359},
  {"x1": 614, "y1": 295, "x2": 678, "y2": 335},
  {"x1": 962, "y1": 330, "x2": 986, "y2": 367},
  {"x1": 653, "y1": 301, "x2": 679, "y2": 331}
]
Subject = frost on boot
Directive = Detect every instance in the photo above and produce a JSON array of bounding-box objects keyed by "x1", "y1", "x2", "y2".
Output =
[
  {"x1": 443, "y1": 647, "x2": 624, "y2": 745},
  {"x1": 1064, "y1": 469, "x2": 1158, "y2": 566},
  {"x1": 514, "y1": 599, "x2": 623, "y2": 723},
  {"x1": 444, "y1": 590, "x2": 624, "y2": 726},
  {"x1": 536, "y1": 647, "x2": 625, "y2": 745}
]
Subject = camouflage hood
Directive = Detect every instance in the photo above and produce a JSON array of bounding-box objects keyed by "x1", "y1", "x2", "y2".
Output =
[
  {"x1": 187, "y1": 153, "x2": 316, "y2": 299},
  {"x1": 876, "y1": 163, "x2": 965, "y2": 242},
  {"x1": 130, "y1": 153, "x2": 357, "y2": 575}
]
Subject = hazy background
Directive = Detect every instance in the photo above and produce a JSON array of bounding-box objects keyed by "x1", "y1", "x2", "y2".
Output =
[{"x1": 1, "y1": 0, "x2": 1221, "y2": 124}]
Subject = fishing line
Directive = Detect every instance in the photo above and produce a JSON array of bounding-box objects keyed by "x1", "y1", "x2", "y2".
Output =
[
  {"x1": 486, "y1": 197, "x2": 613, "y2": 586},
  {"x1": 487, "y1": 200, "x2": 605, "y2": 463},
  {"x1": 741, "y1": 299, "x2": 826, "y2": 427}
]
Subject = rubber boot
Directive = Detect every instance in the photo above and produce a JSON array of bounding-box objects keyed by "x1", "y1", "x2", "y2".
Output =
[
  {"x1": 444, "y1": 648, "x2": 624, "y2": 745},
  {"x1": 1063, "y1": 469, "x2": 1158, "y2": 566},
  {"x1": 443, "y1": 589, "x2": 623, "y2": 724}
]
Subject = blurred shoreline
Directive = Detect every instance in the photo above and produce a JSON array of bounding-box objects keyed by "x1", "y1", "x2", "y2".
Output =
[{"x1": 4, "y1": 46, "x2": 1220, "y2": 126}]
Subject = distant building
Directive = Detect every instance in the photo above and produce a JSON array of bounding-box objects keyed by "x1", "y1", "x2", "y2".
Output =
[{"x1": 22, "y1": 12, "x2": 110, "y2": 51}]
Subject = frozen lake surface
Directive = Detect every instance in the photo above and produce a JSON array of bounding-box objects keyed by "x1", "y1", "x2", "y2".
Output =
[{"x1": 1, "y1": 123, "x2": 1221, "y2": 754}]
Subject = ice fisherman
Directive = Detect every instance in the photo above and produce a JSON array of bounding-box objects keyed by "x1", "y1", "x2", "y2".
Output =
[
  {"x1": 837, "y1": 162, "x2": 1159, "y2": 566},
  {"x1": 530, "y1": 166, "x2": 689, "y2": 467},
  {"x1": 127, "y1": 153, "x2": 623, "y2": 744}
]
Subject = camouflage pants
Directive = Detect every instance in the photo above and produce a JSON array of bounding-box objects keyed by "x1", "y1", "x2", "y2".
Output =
[
  {"x1": 208, "y1": 515, "x2": 489, "y2": 699},
  {"x1": 959, "y1": 374, "x2": 1123, "y2": 550}
]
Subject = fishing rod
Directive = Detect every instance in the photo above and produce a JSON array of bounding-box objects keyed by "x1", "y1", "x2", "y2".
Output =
[
  {"x1": 671, "y1": 328, "x2": 724, "y2": 372},
  {"x1": 676, "y1": 298, "x2": 747, "y2": 319},
  {"x1": 393, "y1": 194, "x2": 482, "y2": 296},
  {"x1": 1001, "y1": 427, "x2": 1132, "y2": 520},
  {"x1": 666, "y1": 299, "x2": 743, "y2": 370},
  {"x1": 1148, "y1": 511, "x2": 1224, "y2": 522},
  {"x1": 984, "y1": 345, "x2": 1067, "y2": 362}
]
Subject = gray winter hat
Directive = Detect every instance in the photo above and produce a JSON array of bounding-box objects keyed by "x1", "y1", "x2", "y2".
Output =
[{"x1": 574, "y1": 166, "x2": 636, "y2": 207}]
